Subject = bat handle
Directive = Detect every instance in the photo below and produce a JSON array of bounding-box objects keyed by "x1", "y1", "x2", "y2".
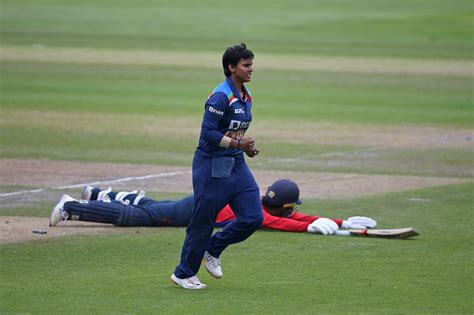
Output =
[{"x1": 334, "y1": 230, "x2": 351, "y2": 236}]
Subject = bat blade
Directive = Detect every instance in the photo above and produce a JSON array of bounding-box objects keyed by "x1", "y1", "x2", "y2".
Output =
[{"x1": 348, "y1": 227, "x2": 419, "y2": 239}]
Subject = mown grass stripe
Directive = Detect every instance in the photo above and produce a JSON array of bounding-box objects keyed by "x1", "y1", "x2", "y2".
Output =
[{"x1": 1, "y1": 45, "x2": 473, "y2": 76}]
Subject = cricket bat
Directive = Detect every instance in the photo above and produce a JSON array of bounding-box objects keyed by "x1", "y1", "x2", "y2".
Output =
[{"x1": 335, "y1": 227, "x2": 419, "y2": 239}]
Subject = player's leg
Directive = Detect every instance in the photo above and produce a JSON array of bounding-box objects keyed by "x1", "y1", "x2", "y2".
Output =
[
  {"x1": 207, "y1": 161, "x2": 263, "y2": 258},
  {"x1": 64, "y1": 200, "x2": 122, "y2": 224},
  {"x1": 205, "y1": 190, "x2": 261, "y2": 279},
  {"x1": 173, "y1": 155, "x2": 230, "y2": 280},
  {"x1": 82, "y1": 185, "x2": 111, "y2": 201},
  {"x1": 83, "y1": 186, "x2": 195, "y2": 227},
  {"x1": 82, "y1": 185, "x2": 146, "y2": 205},
  {"x1": 173, "y1": 191, "x2": 227, "y2": 279},
  {"x1": 49, "y1": 194, "x2": 77, "y2": 227},
  {"x1": 202, "y1": 165, "x2": 262, "y2": 279},
  {"x1": 50, "y1": 198, "x2": 151, "y2": 227},
  {"x1": 171, "y1": 193, "x2": 226, "y2": 288},
  {"x1": 206, "y1": 185, "x2": 263, "y2": 258},
  {"x1": 140, "y1": 195, "x2": 194, "y2": 227}
]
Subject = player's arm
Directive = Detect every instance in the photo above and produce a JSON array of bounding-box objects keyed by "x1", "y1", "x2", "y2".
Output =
[
  {"x1": 289, "y1": 211, "x2": 343, "y2": 226},
  {"x1": 201, "y1": 93, "x2": 258, "y2": 155},
  {"x1": 290, "y1": 211, "x2": 376, "y2": 229},
  {"x1": 261, "y1": 211, "x2": 312, "y2": 232},
  {"x1": 201, "y1": 92, "x2": 233, "y2": 147},
  {"x1": 287, "y1": 212, "x2": 377, "y2": 235},
  {"x1": 262, "y1": 212, "x2": 342, "y2": 235}
]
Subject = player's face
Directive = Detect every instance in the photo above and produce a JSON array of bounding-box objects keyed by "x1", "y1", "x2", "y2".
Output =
[
  {"x1": 230, "y1": 58, "x2": 253, "y2": 83},
  {"x1": 266, "y1": 206, "x2": 294, "y2": 217}
]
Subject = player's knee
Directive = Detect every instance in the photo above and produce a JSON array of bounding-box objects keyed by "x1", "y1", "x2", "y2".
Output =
[
  {"x1": 186, "y1": 221, "x2": 214, "y2": 240},
  {"x1": 116, "y1": 205, "x2": 151, "y2": 227},
  {"x1": 253, "y1": 214, "x2": 264, "y2": 229},
  {"x1": 241, "y1": 213, "x2": 263, "y2": 231}
]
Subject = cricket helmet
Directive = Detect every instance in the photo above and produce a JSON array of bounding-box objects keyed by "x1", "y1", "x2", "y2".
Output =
[{"x1": 261, "y1": 179, "x2": 302, "y2": 210}]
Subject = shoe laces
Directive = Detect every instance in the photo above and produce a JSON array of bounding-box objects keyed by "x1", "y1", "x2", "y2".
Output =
[
  {"x1": 206, "y1": 253, "x2": 221, "y2": 268},
  {"x1": 188, "y1": 276, "x2": 202, "y2": 285}
]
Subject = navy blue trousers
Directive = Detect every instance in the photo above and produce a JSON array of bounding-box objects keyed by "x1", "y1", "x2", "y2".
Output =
[
  {"x1": 174, "y1": 152, "x2": 263, "y2": 279},
  {"x1": 64, "y1": 195, "x2": 194, "y2": 227}
]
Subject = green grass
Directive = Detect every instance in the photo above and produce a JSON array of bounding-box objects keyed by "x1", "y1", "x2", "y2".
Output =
[
  {"x1": 1, "y1": 0, "x2": 472, "y2": 59},
  {"x1": 0, "y1": 0, "x2": 472, "y2": 313},
  {"x1": 255, "y1": 147, "x2": 474, "y2": 178},
  {"x1": 1, "y1": 61, "x2": 472, "y2": 126},
  {"x1": 1, "y1": 60, "x2": 472, "y2": 177},
  {"x1": 1, "y1": 183, "x2": 473, "y2": 314}
]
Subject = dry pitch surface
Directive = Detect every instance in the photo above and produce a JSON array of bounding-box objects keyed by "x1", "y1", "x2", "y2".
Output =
[{"x1": 1, "y1": 158, "x2": 470, "y2": 244}]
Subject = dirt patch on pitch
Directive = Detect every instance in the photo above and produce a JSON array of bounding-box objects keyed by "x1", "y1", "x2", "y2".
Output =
[
  {"x1": 0, "y1": 216, "x2": 130, "y2": 245},
  {"x1": 0, "y1": 158, "x2": 471, "y2": 244},
  {"x1": 0, "y1": 158, "x2": 469, "y2": 202}
]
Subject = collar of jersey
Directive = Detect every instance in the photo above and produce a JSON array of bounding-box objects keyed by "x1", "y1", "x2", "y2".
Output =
[{"x1": 225, "y1": 77, "x2": 249, "y2": 103}]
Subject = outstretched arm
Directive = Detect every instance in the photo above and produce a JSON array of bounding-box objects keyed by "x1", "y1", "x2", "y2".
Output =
[
  {"x1": 290, "y1": 212, "x2": 376, "y2": 229},
  {"x1": 290, "y1": 212, "x2": 377, "y2": 235},
  {"x1": 262, "y1": 212, "x2": 314, "y2": 232},
  {"x1": 288, "y1": 211, "x2": 343, "y2": 226}
]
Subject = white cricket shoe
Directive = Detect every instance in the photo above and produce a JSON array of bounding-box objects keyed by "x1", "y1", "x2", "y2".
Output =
[
  {"x1": 81, "y1": 185, "x2": 93, "y2": 200},
  {"x1": 49, "y1": 194, "x2": 77, "y2": 227},
  {"x1": 170, "y1": 274, "x2": 206, "y2": 290},
  {"x1": 204, "y1": 251, "x2": 223, "y2": 279}
]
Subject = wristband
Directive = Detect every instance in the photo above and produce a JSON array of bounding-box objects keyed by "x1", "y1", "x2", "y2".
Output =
[{"x1": 219, "y1": 136, "x2": 232, "y2": 148}]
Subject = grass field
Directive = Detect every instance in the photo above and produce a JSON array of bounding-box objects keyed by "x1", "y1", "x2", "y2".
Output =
[
  {"x1": 1, "y1": 0, "x2": 473, "y2": 313},
  {"x1": 1, "y1": 183, "x2": 473, "y2": 313}
]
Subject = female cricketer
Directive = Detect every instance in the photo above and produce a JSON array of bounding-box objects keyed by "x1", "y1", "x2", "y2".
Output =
[{"x1": 171, "y1": 43, "x2": 263, "y2": 289}]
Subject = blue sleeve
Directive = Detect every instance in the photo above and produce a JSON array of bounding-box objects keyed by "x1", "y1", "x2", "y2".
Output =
[{"x1": 201, "y1": 92, "x2": 228, "y2": 146}]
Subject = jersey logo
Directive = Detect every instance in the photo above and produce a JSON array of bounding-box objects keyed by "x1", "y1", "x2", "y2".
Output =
[
  {"x1": 208, "y1": 106, "x2": 224, "y2": 116},
  {"x1": 228, "y1": 120, "x2": 250, "y2": 130},
  {"x1": 228, "y1": 120, "x2": 241, "y2": 130},
  {"x1": 234, "y1": 108, "x2": 244, "y2": 114},
  {"x1": 225, "y1": 121, "x2": 251, "y2": 139}
]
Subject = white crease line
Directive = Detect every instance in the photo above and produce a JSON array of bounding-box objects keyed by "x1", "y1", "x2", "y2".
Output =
[
  {"x1": 0, "y1": 170, "x2": 191, "y2": 197},
  {"x1": 0, "y1": 189, "x2": 46, "y2": 197}
]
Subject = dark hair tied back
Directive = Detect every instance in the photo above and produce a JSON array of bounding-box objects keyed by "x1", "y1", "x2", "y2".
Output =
[{"x1": 222, "y1": 43, "x2": 254, "y2": 77}]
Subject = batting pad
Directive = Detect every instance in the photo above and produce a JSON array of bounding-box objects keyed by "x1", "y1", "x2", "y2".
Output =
[{"x1": 64, "y1": 200, "x2": 151, "y2": 227}]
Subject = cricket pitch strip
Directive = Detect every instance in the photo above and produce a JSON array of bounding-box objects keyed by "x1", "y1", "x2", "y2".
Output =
[{"x1": 0, "y1": 158, "x2": 470, "y2": 244}]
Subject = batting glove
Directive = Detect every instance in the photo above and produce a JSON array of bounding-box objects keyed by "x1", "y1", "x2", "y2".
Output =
[
  {"x1": 307, "y1": 218, "x2": 339, "y2": 235},
  {"x1": 342, "y1": 216, "x2": 377, "y2": 229}
]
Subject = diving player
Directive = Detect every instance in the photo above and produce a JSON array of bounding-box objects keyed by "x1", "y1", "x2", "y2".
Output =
[{"x1": 50, "y1": 179, "x2": 376, "y2": 239}]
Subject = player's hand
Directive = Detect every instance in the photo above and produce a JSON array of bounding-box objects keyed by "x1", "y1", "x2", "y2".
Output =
[
  {"x1": 307, "y1": 218, "x2": 339, "y2": 235},
  {"x1": 246, "y1": 146, "x2": 259, "y2": 157},
  {"x1": 239, "y1": 137, "x2": 259, "y2": 157},
  {"x1": 342, "y1": 216, "x2": 377, "y2": 229}
]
